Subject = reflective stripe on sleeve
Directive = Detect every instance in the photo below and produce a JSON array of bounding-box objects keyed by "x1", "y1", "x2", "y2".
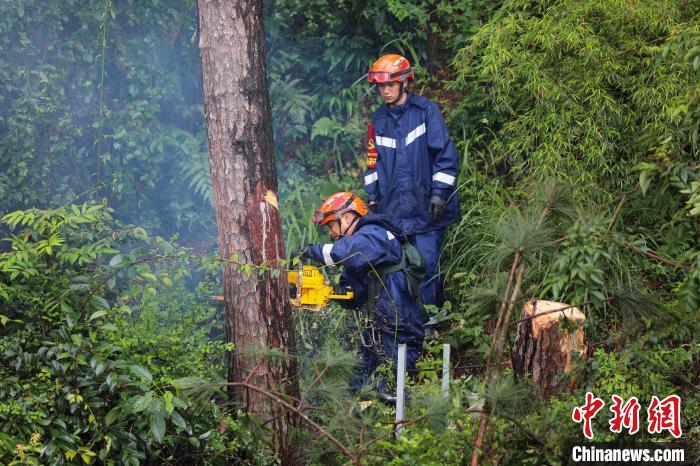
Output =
[
  {"x1": 433, "y1": 172, "x2": 456, "y2": 186},
  {"x1": 405, "y1": 123, "x2": 426, "y2": 146},
  {"x1": 376, "y1": 136, "x2": 396, "y2": 149},
  {"x1": 322, "y1": 244, "x2": 335, "y2": 266},
  {"x1": 364, "y1": 172, "x2": 378, "y2": 185}
]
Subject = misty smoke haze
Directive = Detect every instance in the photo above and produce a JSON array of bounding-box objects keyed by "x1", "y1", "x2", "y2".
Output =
[{"x1": 0, "y1": 0, "x2": 424, "y2": 253}]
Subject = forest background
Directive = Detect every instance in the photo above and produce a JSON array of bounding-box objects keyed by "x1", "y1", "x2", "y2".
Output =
[{"x1": 0, "y1": 0, "x2": 698, "y2": 464}]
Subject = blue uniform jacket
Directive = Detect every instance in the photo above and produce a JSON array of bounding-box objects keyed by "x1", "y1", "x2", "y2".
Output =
[
  {"x1": 305, "y1": 215, "x2": 426, "y2": 344},
  {"x1": 364, "y1": 93, "x2": 460, "y2": 235}
]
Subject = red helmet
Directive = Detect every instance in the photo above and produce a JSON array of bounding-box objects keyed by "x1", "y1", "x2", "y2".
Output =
[
  {"x1": 312, "y1": 192, "x2": 368, "y2": 226},
  {"x1": 368, "y1": 54, "x2": 414, "y2": 84}
]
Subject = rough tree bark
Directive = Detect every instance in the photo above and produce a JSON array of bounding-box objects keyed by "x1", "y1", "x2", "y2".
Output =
[
  {"x1": 196, "y1": 0, "x2": 299, "y2": 461},
  {"x1": 513, "y1": 300, "x2": 586, "y2": 399}
]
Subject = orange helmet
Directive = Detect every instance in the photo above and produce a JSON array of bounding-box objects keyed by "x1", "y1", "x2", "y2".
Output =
[
  {"x1": 312, "y1": 192, "x2": 368, "y2": 226},
  {"x1": 368, "y1": 54, "x2": 414, "y2": 84}
]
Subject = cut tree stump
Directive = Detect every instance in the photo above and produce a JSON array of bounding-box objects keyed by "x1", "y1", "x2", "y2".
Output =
[{"x1": 513, "y1": 299, "x2": 586, "y2": 399}]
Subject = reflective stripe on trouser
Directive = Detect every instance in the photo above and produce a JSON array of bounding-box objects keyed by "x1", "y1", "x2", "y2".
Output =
[
  {"x1": 349, "y1": 331, "x2": 421, "y2": 392},
  {"x1": 409, "y1": 229, "x2": 446, "y2": 310}
]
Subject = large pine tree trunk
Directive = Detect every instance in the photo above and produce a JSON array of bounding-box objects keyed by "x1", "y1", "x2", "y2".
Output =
[{"x1": 196, "y1": 0, "x2": 299, "y2": 461}]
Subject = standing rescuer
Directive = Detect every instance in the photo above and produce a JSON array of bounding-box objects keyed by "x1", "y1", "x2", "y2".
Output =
[
  {"x1": 365, "y1": 54, "x2": 460, "y2": 320},
  {"x1": 296, "y1": 192, "x2": 426, "y2": 398}
]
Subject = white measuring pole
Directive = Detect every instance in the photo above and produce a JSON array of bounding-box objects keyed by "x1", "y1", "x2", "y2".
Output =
[
  {"x1": 395, "y1": 343, "x2": 407, "y2": 438},
  {"x1": 442, "y1": 343, "x2": 451, "y2": 399}
]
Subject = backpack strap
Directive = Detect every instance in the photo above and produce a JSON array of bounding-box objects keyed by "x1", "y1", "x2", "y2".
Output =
[
  {"x1": 360, "y1": 270, "x2": 386, "y2": 360},
  {"x1": 377, "y1": 247, "x2": 406, "y2": 276},
  {"x1": 360, "y1": 241, "x2": 426, "y2": 355},
  {"x1": 377, "y1": 243, "x2": 425, "y2": 307}
]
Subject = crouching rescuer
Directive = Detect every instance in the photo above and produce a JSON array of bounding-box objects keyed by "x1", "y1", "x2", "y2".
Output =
[{"x1": 294, "y1": 192, "x2": 426, "y2": 398}]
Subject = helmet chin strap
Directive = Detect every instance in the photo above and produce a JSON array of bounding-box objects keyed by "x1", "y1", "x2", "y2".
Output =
[
  {"x1": 384, "y1": 80, "x2": 408, "y2": 106},
  {"x1": 339, "y1": 215, "x2": 359, "y2": 238}
]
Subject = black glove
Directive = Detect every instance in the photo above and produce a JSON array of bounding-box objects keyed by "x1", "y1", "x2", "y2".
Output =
[
  {"x1": 428, "y1": 195, "x2": 446, "y2": 222},
  {"x1": 368, "y1": 202, "x2": 378, "y2": 214}
]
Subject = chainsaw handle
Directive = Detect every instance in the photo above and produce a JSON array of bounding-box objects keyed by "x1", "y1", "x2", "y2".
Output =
[{"x1": 332, "y1": 285, "x2": 352, "y2": 295}]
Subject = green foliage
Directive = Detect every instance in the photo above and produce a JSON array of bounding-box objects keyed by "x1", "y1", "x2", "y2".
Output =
[
  {"x1": 110, "y1": 279, "x2": 225, "y2": 380},
  {"x1": 453, "y1": 0, "x2": 699, "y2": 195},
  {"x1": 435, "y1": 2, "x2": 700, "y2": 454},
  {"x1": 267, "y1": 0, "x2": 501, "y2": 179},
  {"x1": 546, "y1": 216, "x2": 625, "y2": 308},
  {"x1": 445, "y1": 0, "x2": 699, "y2": 385},
  {"x1": 1, "y1": 0, "x2": 699, "y2": 463},
  {"x1": 0, "y1": 204, "x2": 273, "y2": 465},
  {"x1": 630, "y1": 160, "x2": 700, "y2": 314},
  {"x1": 279, "y1": 170, "x2": 363, "y2": 258},
  {"x1": 0, "y1": 1, "x2": 215, "y2": 242},
  {"x1": 660, "y1": 24, "x2": 700, "y2": 155},
  {"x1": 367, "y1": 418, "x2": 474, "y2": 466}
]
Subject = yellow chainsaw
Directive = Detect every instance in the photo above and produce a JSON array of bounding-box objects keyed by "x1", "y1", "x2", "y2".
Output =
[
  {"x1": 288, "y1": 263, "x2": 353, "y2": 311},
  {"x1": 210, "y1": 263, "x2": 353, "y2": 311}
]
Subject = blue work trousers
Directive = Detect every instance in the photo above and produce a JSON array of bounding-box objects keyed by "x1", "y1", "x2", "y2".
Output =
[{"x1": 409, "y1": 229, "x2": 446, "y2": 310}]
